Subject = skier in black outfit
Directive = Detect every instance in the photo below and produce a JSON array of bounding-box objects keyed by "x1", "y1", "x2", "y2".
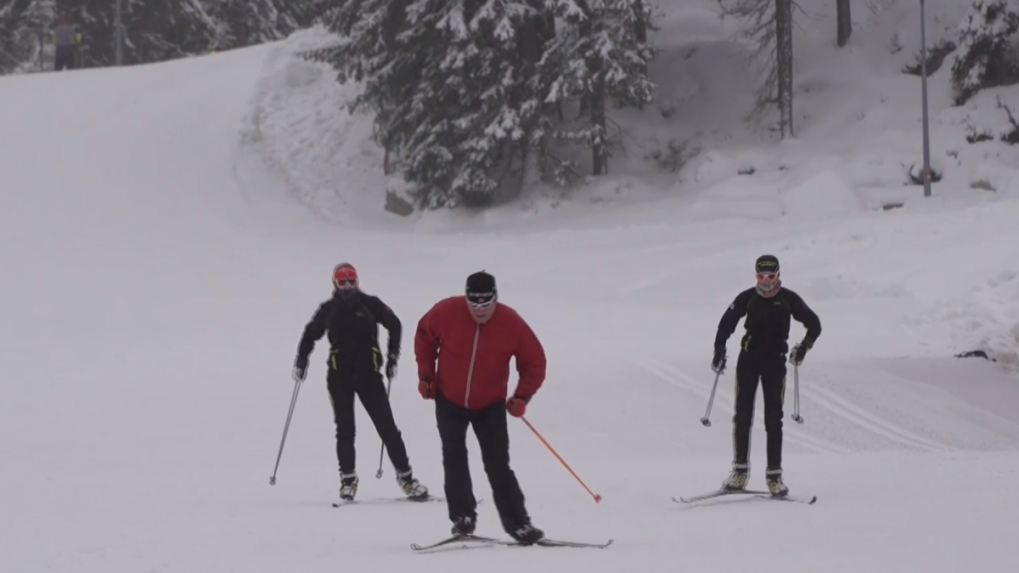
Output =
[
  {"x1": 293, "y1": 262, "x2": 429, "y2": 502},
  {"x1": 711, "y1": 254, "x2": 821, "y2": 496}
]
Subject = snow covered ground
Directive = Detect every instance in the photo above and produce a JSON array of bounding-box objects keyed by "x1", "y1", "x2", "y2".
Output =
[{"x1": 2, "y1": 1, "x2": 1019, "y2": 572}]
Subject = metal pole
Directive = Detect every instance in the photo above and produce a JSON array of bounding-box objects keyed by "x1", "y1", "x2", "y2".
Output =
[
  {"x1": 920, "y1": 0, "x2": 932, "y2": 197},
  {"x1": 115, "y1": 0, "x2": 123, "y2": 66}
]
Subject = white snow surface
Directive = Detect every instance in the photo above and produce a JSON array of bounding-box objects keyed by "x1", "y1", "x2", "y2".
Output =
[{"x1": 3, "y1": 1, "x2": 1019, "y2": 571}]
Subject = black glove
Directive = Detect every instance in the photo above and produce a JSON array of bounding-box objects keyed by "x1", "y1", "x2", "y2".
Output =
[
  {"x1": 385, "y1": 352, "x2": 398, "y2": 380},
  {"x1": 293, "y1": 355, "x2": 308, "y2": 382},
  {"x1": 711, "y1": 347, "x2": 727, "y2": 374},
  {"x1": 790, "y1": 340, "x2": 811, "y2": 365}
]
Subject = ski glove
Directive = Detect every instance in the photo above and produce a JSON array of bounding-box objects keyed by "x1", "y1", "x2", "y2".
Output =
[
  {"x1": 506, "y1": 395, "x2": 528, "y2": 418},
  {"x1": 293, "y1": 355, "x2": 308, "y2": 382},
  {"x1": 789, "y1": 339, "x2": 811, "y2": 365},
  {"x1": 711, "y1": 348, "x2": 727, "y2": 374},
  {"x1": 418, "y1": 377, "x2": 435, "y2": 400},
  {"x1": 385, "y1": 353, "x2": 398, "y2": 380}
]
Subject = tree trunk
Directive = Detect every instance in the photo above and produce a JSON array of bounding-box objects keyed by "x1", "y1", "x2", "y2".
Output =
[
  {"x1": 590, "y1": 72, "x2": 607, "y2": 175},
  {"x1": 632, "y1": 0, "x2": 647, "y2": 76},
  {"x1": 836, "y1": 0, "x2": 852, "y2": 47},
  {"x1": 775, "y1": 0, "x2": 793, "y2": 137}
]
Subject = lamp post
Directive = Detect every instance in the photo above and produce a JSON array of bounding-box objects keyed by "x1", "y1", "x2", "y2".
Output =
[
  {"x1": 920, "y1": 0, "x2": 932, "y2": 197},
  {"x1": 114, "y1": 0, "x2": 123, "y2": 65}
]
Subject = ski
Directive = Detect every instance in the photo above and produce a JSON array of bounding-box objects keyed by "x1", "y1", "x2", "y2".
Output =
[
  {"x1": 411, "y1": 535, "x2": 613, "y2": 552},
  {"x1": 332, "y1": 495, "x2": 443, "y2": 508},
  {"x1": 527, "y1": 538, "x2": 614, "y2": 549},
  {"x1": 410, "y1": 534, "x2": 503, "y2": 551},
  {"x1": 673, "y1": 488, "x2": 772, "y2": 503},
  {"x1": 755, "y1": 493, "x2": 816, "y2": 504},
  {"x1": 673, "y1": 489, "x2": 816, "y2": 505}
]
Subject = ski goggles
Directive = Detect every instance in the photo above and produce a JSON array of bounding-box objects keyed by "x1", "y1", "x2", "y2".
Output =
[{"x1": 466, "y1": 291, "x2": 497, "y2": 309}]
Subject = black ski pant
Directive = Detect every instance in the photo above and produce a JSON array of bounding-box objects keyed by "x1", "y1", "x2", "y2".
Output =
[
  {"x1": 435, "y1": 391, "x2": 529, "y2": 534},
  {"x1": 54, "y1": 45, "x2": 75, "y2": 71},
  {"x1": 327, "y1": 351, "x2": 410, "y2": 476},
  {"x1": 732, "y1": 350, "x2": 787, "y2": 472}
]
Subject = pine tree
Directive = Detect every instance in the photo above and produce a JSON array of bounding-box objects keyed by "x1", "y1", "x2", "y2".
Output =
[
  {"x1": 0, "y1": 0, "x2": 50, "y2": 73},
  {"x1": 280, "y1": 0, "x2": 332, "y2": 29},
  {"x1": 323, "y1": 0, "x2": 548, "y2": 208},
  {"x1": 206, "y1": 0, "x2": 285, "y2": 50},
  {"x1": 53, "y1": 0, "x2": 215, "y2": 67},
  {"x1": 428, "y1": 0, "x2": 550, "y2": 206},
  {"x1": 538, "y1": 0, "x2": 657, "y2": 178},
  {"x1": 950, "y1": 0, "x2": 1019, "y2": 105},
  {"x1": 319, "y1": 0, "x2": 418, "y2": 176},
  {"x1": 123, "y1": 0, "x2": 216, "y2": 62}
]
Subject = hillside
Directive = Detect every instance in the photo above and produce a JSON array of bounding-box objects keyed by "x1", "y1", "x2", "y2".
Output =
[{"x1": 239, "y1": 0, "x2": 1019, "y2": 231}]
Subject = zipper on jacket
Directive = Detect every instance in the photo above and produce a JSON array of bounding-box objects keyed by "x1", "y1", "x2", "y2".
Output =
[{"x1": 464, "y1": 324, "x2": 481, "y2": 407}]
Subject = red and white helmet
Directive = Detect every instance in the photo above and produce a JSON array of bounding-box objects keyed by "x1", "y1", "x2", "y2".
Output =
[{"x1": 333, "y1": 263, "x2": 359, "y2": 291}]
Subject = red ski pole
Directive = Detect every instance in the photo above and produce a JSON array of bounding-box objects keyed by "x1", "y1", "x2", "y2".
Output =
[{"x1": 520, "y1": 416, "x2": 602, "y2": 503}]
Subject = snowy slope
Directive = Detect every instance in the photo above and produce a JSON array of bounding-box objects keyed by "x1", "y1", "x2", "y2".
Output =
[{"x1": 2, "y1": 5, "x2": 1019, "y2": 573}]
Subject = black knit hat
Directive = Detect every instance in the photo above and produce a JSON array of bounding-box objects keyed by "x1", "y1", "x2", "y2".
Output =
[
  {"x1": 465, "y1": 271, "x2": 497, "y2": 304},
  {"x1": 755, "y1": 254, "x2": 779, "y2": 274}
]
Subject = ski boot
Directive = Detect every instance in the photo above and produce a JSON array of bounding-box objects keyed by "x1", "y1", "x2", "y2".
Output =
[
  {"x1": 722, "y1": 463, "x2": 749, "y2": 491},
  {"x1": 765, "y1": 468, "x2": 789, "y2": 497},
  {"x1": 451, "y1": 515, "x2": 476, "y2": 537},
  {"x1": 396, "y1": 468, "x2": 429, "y2": 500},
  {"x1": 510, "y1": 521, "x2": 545, "y2": 545},
  {"x1": 339, "y1": 472, "x2": 358, "y2": 501}
]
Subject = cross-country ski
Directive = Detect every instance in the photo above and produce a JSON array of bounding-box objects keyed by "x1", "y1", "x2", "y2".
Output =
[
  {"x1": 673, "y1": 489, "x2": 817, "y2": 505},
  {"x1": 410, "y1": 534, "x2": 613, "y2": 552},
  {"x1": 331, "y1": 495, "x2": 446, "y2": 508}
]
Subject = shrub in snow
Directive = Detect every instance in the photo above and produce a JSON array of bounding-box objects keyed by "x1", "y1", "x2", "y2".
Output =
[
  {"x1": 993, "y1": 94, "x2": 1019, "y2": 143},
  {"x1": 950, "y1": 0, "x2": 1019, "y2": 105},
  {"x1": 902, "y1": 38, "x2": 957, "y2": 76},
  {"x1": 908, "y1": 159, "x2": 944, "y2": 185},
  {"x1": 645, "y1": 139, "x2": 700, "y2": 174}
]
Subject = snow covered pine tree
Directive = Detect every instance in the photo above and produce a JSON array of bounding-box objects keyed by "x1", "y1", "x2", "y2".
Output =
[
  {"x1": 950, "y1": 0, "x2": 1019, "y2": 105},
  {"x1": 536, "y1": 0, "x2": 656, "y2": 179}
]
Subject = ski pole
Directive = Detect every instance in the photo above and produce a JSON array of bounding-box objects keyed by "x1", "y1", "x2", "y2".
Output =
[
  {"x1": 791, "y1": 361, "x2": 803, "y2": 424},
  {"x1": 701, "y1": 369, "x2": 722, "y2": 427},
  {"x1": 520, "y1": 416, "x2": 602, "y2": 503},
  {"x1": 270, "y1": 378, "x2": 303, "y2": 485},
  {"x1": 375, "y1": 372, "x2": 394, "y2": 479}
]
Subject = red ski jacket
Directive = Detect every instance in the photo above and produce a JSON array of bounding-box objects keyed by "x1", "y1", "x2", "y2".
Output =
[{"x1": 414, "y1": 296, "x2": 546, "y2": 410}]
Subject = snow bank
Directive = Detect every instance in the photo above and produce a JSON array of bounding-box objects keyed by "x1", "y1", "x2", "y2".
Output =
[
  {"x1": 936, "y1": 270, "x2": 1019, "y2": 368},
  {"x1": 681, "y1": 177, "x2": 784, "y2": 221},
  {"x1": 782, "y1": 170, "x2": 865, "y2": 220},
  {"x1": 239, "y1": 27, "x2": 394, "y2": 227}
]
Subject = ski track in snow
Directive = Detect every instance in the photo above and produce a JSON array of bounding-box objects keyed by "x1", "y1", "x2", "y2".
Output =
[{"x1": 637, "y1": 359, "x2": 853, "y2": 455}]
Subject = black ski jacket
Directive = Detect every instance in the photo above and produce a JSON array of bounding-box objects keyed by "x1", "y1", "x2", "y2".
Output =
[
  {"x1": 714, "y1": 287, "x2": 821, "y2": 358},
  {"x1": 297, "y1": 290, "x2": 401, "y2": 372}
]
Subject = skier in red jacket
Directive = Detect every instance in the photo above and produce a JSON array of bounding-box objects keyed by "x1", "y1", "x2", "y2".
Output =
[{"x1": 415, "y1": 270, "x2": 547, "y2": 544}]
